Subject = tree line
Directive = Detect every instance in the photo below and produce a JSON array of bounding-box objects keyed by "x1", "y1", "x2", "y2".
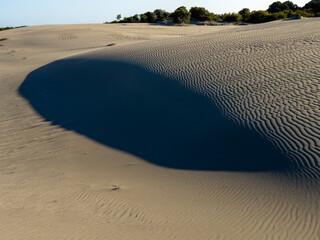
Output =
[
  {"x1": 107, "y1": 0, "x2": 320, "y2": 24},
  {"x1": 0, "y1": 26, "x2": 27, "y2": 31}
]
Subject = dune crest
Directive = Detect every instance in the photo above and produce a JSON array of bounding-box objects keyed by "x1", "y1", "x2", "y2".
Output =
[
  {"x1": 92, "y1": 19, "x2": 320, "y2": 179},
  {"x1": 19, "y1": 58, "x2": 290, "y2": 172},
  {"x1": 0, "y1": 20, "x2": 320, "y2": 239}
]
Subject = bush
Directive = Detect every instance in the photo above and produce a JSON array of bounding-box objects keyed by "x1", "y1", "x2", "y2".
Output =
[
  {"x1": 117, "y1": 14, "x2": 140, "y2": 23},
  {"x1": 268, "y1": 1, "x2": 284, "y2": 13},
  {"x1": 283, "y1": 9, "x2": 296, "y2": 17},
  {"x1": 246, "y1": 8, "x2": 315, "y2": 23},
  {"x1": 270, "y1": 11, "x2": 288, "y2": 20},
  {"x1": 140, "y1": 14, "x2": 148, "y2": 23},
  {"x1": 239, "y1": 8, "x2": 251, "y2": 22},
  {"x1": 268, "y1": 1, "x2": 299, "y2": 13},
  {"x1": 190, "y1": 7, "x2": 212, "y2": 21},
  {"x1": 132, "y1": 14, "x2": 140, "y2": 23},
  {"x1": 172, "y1": 6, "x2": 191, "y2": 24},
  {"x1": 208, "y1": 13, "x2": 220, "y2": 21},
  {"x1": 222, "y1": 13, "x2": 242, "y2": 22},
  {"x1": 248, "y1": 11, "x2": 272, "y2": 23},
  {"x1": 0, "y1": 27, "x2": 14, "y2": 31},
  {"x1": 304, "y1": 0, "x2": 320, "y2": 13},
  {"x1": 282, "y1": 1, "x2": 299, "y2": 11},
  {"x1": 144, "y1": 11, "x2": 158, "y2": 23},
  {"x1": 154, "y1": 9, "x2": 170, "y2": 21},
  {"x1": 269, "y1": 9, "x2": 313, "y2": 20},
  {"x1": 106, "y1": 2, "x2": 318, "y2": 25},
  {"x1": 296, "y1": 10, "x2": 315, "y2": 17},
  {"x1": 124, "y1": 17, "x2": 134, "y2": 23}
]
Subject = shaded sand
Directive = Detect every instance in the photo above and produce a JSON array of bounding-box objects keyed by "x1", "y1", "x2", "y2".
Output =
[{"x1": 1, "y1": 20, "x2": 320, "y2": 239}]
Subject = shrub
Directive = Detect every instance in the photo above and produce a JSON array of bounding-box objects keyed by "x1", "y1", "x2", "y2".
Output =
[
  {"x1": 283, "y1": 9, "x2": 295, "y2": 17},
  {"x1": 144, "y1": 11, "x2": 158, "y2": 23},
  {"x1": 296, "y1": 10, "x2": 315, "y2": 17},
  {"x1": 0, "y1": 27, "x2": 14, "y2": 31},
  {"x1": 154, "y1": 9, "x2": 170, "y2": 21},
  {"x1": 248, "y1": 11, "x2": 272, "y2": 23},
  {"x1": 304, "y1": 0, "x2": 320, "y2": 13},
  {"x1": 270, "y1": 11, "x2": 288, "y2": 20},
  {"x1": 106, "y1": 2, "x2": 318, "y2": 25},
  {"x1": 268, "y1": 1, "x2": 284, "y2": 13},
  {"x1": 132, "y1": 14, "x2": 140, "y2": 23},
  {"x1": 282, "y1": 1, "x2": 299, "y2": 11},
  {"x1": 172, "y1": 6, "x2": 191, "y2": 24},
  {"x1": 140, "y1": 14, "x2": 148, "y2": 23},
  {"x1": 269, "y1": 9, "x2": 312, "y2": 20},
  {"x1": 268, "y1": 1, "x2": 299, "y2": 13},
  {"x1": 222, "y1": 13, "x2": 242, "y2": 22},
  {"x1": 246, "y1": 8, "x2": 314, "y2": 23},
  {"x1": 239, "y1": 8, "x2": 251, "y2": 22},
  {"x1": 190, "y1": 7, "x2": 212, "y2": 21},
  {"x1": 123, "y1": 17, "x2": 134, "y2": 23},
  {"x1": 208, "y1": 12, "x2": 219, "y2": 21}
]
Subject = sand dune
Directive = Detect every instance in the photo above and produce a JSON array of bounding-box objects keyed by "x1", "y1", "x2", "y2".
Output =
[
  {"x1": 19, "y1": 58, "x2": 289, "y2": 172},
  {"x1": 1, "y1": 20, "x2": 320, "y2": 239}
]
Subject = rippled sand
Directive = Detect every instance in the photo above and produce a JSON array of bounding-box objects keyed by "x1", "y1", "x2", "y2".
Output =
[{"x1": 0, "y1": 20, "x2": 319, "y2": 239}]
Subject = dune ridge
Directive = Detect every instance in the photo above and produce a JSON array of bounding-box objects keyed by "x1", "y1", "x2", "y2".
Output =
[
  {"x1": 0, "y1": 20, "x2": 320, "y2": 239},
  {"x1": 85, "y1": 19, "x2": 320, "y2": 179},
  {"x1": 20, "y1": 58, "x2": 291, "y2": 172}
]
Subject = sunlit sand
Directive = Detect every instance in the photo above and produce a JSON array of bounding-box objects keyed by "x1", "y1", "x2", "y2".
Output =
[{"x1": 0, "y1": 19, "x2": 319, "y2": 239}]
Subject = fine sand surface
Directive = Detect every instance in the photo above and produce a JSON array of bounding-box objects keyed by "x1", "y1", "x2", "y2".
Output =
[{"x1": 1, "y1": 20, "x2": 320, "y2": 239}]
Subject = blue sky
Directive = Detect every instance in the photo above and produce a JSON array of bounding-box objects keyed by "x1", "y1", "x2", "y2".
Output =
[{"x1": 1, "y1": 0, "x2": 310, "y2": 27}]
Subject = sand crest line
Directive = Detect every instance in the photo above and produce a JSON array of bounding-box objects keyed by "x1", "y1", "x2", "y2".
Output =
[{"x1": 0, "y1": 20, "x2": 319, "y2": 239}]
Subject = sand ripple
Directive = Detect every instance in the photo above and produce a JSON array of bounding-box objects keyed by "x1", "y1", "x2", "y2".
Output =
[
  {"x1": 2, "y1": 19, "x2": 320, "y2": 239},
  {"x1": 96, "y1": 19, "x2": 320, "y2": 180}
]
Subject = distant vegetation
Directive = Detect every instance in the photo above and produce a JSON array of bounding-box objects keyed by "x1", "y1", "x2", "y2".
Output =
[
  {"x1": 0, "y1": 27, "x2": 15, "y2": 31},
  {"x1": 171, "y1": 6, "x2": 191, "y2": 24},
  {"x1": 0, "y1": 26, "x2": 27, "y2": 31},
  {"x1": 106, "y1": 0, "x2": 320, "y2": 25}
]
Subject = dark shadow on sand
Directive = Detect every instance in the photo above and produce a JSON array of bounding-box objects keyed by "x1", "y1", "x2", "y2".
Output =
[{"x1": 19, "y1": 58, "x2": 290, "y2": 171}]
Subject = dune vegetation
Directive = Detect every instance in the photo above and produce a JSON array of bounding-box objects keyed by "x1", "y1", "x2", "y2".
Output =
[
  {"x1": 107, "y1": 0, "x2": 320, "y2": 24},
  {"x1": 0, "y1": 26, "x2": 27, "y2": 31}
]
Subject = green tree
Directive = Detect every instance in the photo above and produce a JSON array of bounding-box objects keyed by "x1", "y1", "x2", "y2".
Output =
[
  {"x1": 140, "y1": 14, "x2": 148, "y2": 23},
  {"x1": 123, "y1": 17, "x2": 133, "y2": 23},
  {"x1": 172, "y1": 6, "x2": 191, "y2": 24},
  {"x1": 248, "y1": 11, "x2": 272, "y2": 23},
  {"x1": 154, "y1": 9, "x2": 170, "y2": 21},
  {"x1": 222, "y1": 13, "x2": 242, "y2": 22},
  {"x1": 283, "y1": 1, "x2": 299, "y2": 11},
  {"x1": 268, "y1": 1, "x2": 299, "y2": 13},
  {"x1": 304, "y1": 0, "x2": 320, "y2": 13},
  {"x1": 207, "y1": 12, "x2": 218, "y2": 21},
  {"x1": 268, "y1": 1, "x2": 285, "y2": 13},
  {"x1": 144, "y1": 11, "x2": 157, "y2": 23},
  {"x1": 190, "y1": 7, "x2": 211, "y2": 21},
  {"x1": 116, "y1": 14, "x2": 121, "y2": 20},
  {"x1": 132, "y1": 14, "x2": 140, "y2": 23},
  {"x1": 238, "y1": 8, "x2": 250, "y2": 22}
]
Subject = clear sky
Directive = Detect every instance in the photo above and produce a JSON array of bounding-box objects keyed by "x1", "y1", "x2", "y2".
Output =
[{"x1": 1, "y1": 0, "x2": 310, "y2": 27}]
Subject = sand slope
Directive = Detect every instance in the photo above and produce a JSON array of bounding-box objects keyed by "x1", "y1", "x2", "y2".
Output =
[{"x1": 1, "y1": 20, "x2": 320, "y2": 239}]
